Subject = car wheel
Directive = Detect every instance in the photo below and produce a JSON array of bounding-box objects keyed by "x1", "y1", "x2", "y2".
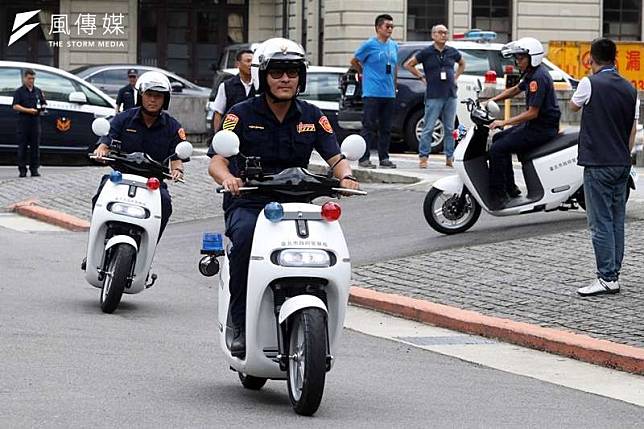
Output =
[{"x1": 404, "y1": 109, "x2": 446, "y2": 154}]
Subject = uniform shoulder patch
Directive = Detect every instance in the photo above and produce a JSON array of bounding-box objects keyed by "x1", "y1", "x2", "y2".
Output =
[
  {"x1": 318, "y1": 115, "x2": 333, "y2": 134},
  {"x1": 222, "y1": 113, "x2": 239, "y2": 130},
  {"x1": 177, "y1": 127, "x2": 186, "y2": 140},
  {"x1": 529, "y1": 80, "x2": 538, "y2": 93}
]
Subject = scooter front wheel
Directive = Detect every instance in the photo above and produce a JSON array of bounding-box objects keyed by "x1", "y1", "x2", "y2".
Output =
[
  {"x1": 100, "y1": 244, "x2": 135, "y2": 313},
  {"x1": 286, "y1": 308, "x2": 327, "y2": 416},
  {"x1": 423, "y1": 187, "x2": 481, "y2": 235}
]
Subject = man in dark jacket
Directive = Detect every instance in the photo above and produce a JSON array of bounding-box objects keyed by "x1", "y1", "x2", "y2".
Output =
[
  {"x1": 212, "y1": 50, "x2": 255, "y2": 131},
  {"x1": 569, "y1": 38, "x2": 639, "y2": 296},
  {"x1": 12, "y1": 69, "x2": 47, "y2": 177},
  {"x1": 115, "y1": 68, "x2": 138, "y2": 112}
]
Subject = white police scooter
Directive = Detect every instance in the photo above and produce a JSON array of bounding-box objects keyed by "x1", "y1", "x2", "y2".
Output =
[
  {"x1": 199, "y1": 130, "x2": 366, "y2": 416},
  {"x1": 423, "y1": 95, "x2": 637, "y2": 234},
  {"x1": 83, "y1": 118, "x2": 193, "y2": 313}
]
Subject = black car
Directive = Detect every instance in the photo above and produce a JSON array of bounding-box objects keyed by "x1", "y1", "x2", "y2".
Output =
[{"x1": 338, "y1": 40, "x2": 577, "y2": 153}]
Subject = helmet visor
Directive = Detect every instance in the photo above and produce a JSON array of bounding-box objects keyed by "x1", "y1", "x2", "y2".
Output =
[
  {"x1": 139, "y1": 81, "x2": 170, "y2": 93},
  {"x1": 501, "y1": 42, "x2": 529, "y2": 58}
]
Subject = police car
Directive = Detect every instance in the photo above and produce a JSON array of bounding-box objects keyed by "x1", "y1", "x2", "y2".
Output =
[
  {"x1": 0, "y1": 61, "x2": 116, "y2": 161},
  {"x1": 338, "y1": 31, "x2": 578, "y2": 153},
  {"x1": 206, "y1": 66, "x2": 349, "y2": 139}
]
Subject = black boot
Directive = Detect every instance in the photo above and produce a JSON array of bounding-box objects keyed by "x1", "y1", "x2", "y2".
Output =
[
  {"x1": 489, "y1": 190, "x2": 510, "y2": 211},
  {"x1": 19, "y1": 169, "x2": 27, "y2": 178},
  {"x1": 230, "y1": 323, "x2": 246, "y2": 358},
  {"x1": 30, "y1": 169, "x2": 40, "y2": 177},
  {"x1": 507, "y1": 184, "x2": 522, "y2": 198}
]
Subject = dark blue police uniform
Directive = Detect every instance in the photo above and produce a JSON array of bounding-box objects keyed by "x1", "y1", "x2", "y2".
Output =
[
  {"x1": 12, "y1": 85, "x2": 46, "y2": 176},
  {"x1": 489, "y1": 63, "x2": 561, "y2": 196},
  {"x1": 209, "y1": 95, "x2": 341, "y2": 328},
  {"x1": 115, "y1": 84, "x2": 136, "y2": 111},
  {"x1": 92, "y1": 107, "x2": 186, "y2": 237}
]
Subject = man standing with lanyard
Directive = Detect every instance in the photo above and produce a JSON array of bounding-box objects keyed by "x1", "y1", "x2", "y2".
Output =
[
  {"x1": 212, "y1": 49, "x2": 255, "y2": 131},
  {"x1": 12, "y1": 69, "x2": 47, "y2": 178},
  {"x1": 351, "y1": 14, "x2": 398, "y2": 169},
  {"x1": 404, "y1": 24, "x2": 465, "y2": 168},
  {"x1": 569, "y1": 38, "x2": 639, "y2": 297}
]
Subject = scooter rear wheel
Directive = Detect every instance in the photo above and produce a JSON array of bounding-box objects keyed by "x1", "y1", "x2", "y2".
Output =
[
  {"x1": 424, "y1": 187, "x2": 481, "y2": 235},
  {"x1": 286, "y1": 308, "x2": 327, "y2": 416},
  {"x1": 238, "y1": 373, "x2": 267, "y2": 390},
  {"x1": 100, "y1": 244, "x2": 135, "y2": 313}
]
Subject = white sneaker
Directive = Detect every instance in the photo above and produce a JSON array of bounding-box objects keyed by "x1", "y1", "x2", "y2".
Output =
[{"x1": 577, "y1": 278, "x2": 620, "y2": 296}]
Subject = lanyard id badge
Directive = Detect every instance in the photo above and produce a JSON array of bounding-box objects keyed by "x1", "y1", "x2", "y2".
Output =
[{"x1": 440, "y1": 70, "x2": 447, "y2": 80}]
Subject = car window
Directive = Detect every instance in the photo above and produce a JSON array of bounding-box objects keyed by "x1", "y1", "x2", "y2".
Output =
[
  {"x1": 458, "y1": 49, "x2": 493, "y2": 75},
  {"x1": 34, "y1": 70, "x2": 77, "y2": 102},
  {"x1": 300, "y1": 73, "x2": 342, "y2": 102},
  {"x1": 0, "y1": 68, "x2": 22, "y2": 96},
  {"x1": 77, "y1": 82, "x2": 112, "y2": 107},
  {"x1": 97, "y1": 69, "x2": 132, "y2": 86}
]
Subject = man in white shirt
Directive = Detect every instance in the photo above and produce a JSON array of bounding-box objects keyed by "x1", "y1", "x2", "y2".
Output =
[{"x1": 212, "y1": 49, "x2": 255, "y2": 131}]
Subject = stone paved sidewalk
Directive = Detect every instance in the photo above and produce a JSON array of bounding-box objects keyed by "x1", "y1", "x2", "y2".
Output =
[
  {"x1": 0, "y1": 157, "x2": 224, "y2": 223},
  {"x1": 353, "y1": 223, "x2": 644, "y2": 348}
]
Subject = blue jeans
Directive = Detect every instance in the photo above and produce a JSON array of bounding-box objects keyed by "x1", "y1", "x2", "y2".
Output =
[
  {"x1": 583, "y1": 166, "x2": 630, "y2": 282},
  {"x1": 418, "y1": 97, "x2": 457, "y2": 159},
  {"x1": 360, "y1": 97, "x2": 394, "y2": 163}
]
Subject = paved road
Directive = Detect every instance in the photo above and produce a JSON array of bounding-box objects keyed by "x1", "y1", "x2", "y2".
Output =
[{"x1": 1, "y1": 224, "x2": 643, "y2": 428}]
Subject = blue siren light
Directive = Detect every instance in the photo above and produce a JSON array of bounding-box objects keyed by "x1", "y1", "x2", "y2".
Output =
[
  {"x1": 264, "y1": 202, "x2": 284, "y2": 222},
  {"x1": 202, "y1": 232, "x2": 224, "y2": 252},
  {"x1": 109, "y1": 170, "x2": 123, "y2": 183}
]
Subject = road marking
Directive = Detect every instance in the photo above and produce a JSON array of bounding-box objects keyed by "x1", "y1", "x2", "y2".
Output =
[
  {"x1": 0, "y1": 213, "x2": 67, "y2": 232},
  {"x1": 345, "y1": 305, "x2": 644, "y2": 406}
]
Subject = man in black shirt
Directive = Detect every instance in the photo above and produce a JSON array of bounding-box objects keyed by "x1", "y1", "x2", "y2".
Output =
[
  {"x1": 115, "y1": 68, "x2": 138, "y2": 112},
  {"x1": 12, "y1": 68, "x2": 47, "y2": 178}
]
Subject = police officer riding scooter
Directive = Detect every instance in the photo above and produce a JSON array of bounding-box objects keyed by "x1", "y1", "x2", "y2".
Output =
[
  {"x1": 208, "y1": 38, "x2": 360, "y2": 358},
  {"x1": 486, "y1": 37, "x2": 561, "y2": 209}
]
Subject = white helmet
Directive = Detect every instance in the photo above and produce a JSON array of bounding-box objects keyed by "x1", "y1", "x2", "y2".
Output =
[
  {"x1": 135, "y1": 70, "x2": 172, "y2": 110},
  {"x1": 250, "y1": 38, "x2": 307, "y2": 94},
  {"x1": 501, "y1": 37, "x2": 544, "y2": 68}
]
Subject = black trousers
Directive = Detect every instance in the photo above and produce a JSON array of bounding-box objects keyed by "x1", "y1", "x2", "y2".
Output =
[
  {"x1": 489, "y1": 124, "x2": 558, "y2": 195},
  {"x1": 224, "y1": 205, "x2": 262, "y2": 328},
  {"x1": 16, "y1": 118, "x2": 41, "y2": 173}
]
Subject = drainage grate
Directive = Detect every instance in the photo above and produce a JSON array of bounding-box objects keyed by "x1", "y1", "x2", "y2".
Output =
[{"x1": 395, "y1": 335, "x2": 496, "y2": 346}]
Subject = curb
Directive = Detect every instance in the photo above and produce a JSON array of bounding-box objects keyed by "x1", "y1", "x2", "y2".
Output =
[
  {"x1": 349, "y1": 286, "x2": 644, "y2": 375},
  {"x1": 10, "y1": 200, "x2": 90, "y2": 232},
  {"x1": 307, "y1": 162, "x2": 420, "y2": 184}
]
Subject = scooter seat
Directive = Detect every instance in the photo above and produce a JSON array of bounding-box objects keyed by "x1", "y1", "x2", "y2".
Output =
[{"x1": 518, "y1": 128, "x2": 579, "y2": 162}]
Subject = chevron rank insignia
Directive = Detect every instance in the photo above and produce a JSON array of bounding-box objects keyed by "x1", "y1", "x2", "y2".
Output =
[
  {"x1": 222, "y1": 113, "x2": 239, "y2": 130},
  {"x1": 297, "y1": 122, "x2": 316, "y2": 133}
]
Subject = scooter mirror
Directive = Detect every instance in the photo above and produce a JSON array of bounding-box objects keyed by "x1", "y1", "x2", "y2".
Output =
[
  {"x1": 211, "y1": 130, "x2": 240, "y2": 157},
  {"x1": 175, "y1": 141, "x2": 193, "y2": 160},
  {"x1": 92, "y1": 118, "x2": 110, "y2": 137},
  {"x1": 486, "y1": 100, "x2": 501, "y2": 118},
  {"x1": 341, "y1": 134, "x2": 366, "y2": 161}
]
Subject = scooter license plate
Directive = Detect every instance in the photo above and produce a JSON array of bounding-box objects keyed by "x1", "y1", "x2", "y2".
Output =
[
  {"x1": 630, "y1": 166, "x2": 638, "y2": 184},
  {"x1": 345, "y1": 84, "x2": 356, "y2": 97}
]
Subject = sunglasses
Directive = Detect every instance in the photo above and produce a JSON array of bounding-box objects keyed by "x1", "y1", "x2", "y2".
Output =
[{"x1": 268, "y1": 69, "x2": 299, "y2": 79}]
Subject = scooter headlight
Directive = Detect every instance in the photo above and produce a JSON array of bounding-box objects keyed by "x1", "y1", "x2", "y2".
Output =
[
  {"x1": 277, "y1": 249, "x2": 331, "y2": 267},
  {"x1": 108, "y1": 202, "x2": 148, "y2": 219}
]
